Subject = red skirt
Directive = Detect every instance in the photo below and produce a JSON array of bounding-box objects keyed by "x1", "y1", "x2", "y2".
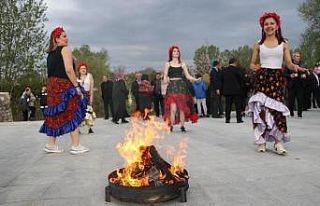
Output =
[
  {"x1": 163, "y1": 79, "x2": 198, "y2": 125},
  {"x1": 39, "y1": 77, "x2": 88, "y2": 137}
]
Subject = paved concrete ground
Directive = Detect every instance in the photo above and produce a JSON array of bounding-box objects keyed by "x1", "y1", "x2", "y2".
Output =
[{"x1": 0, "y1": 109, "x2": 320, "y2": 206}]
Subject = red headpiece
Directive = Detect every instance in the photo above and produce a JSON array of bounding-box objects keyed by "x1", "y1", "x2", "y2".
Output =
[
  {"x1": 52, "y1": 26, "x2": 65, "y2": 40},
  {"x1": 168, "y1": 45, "x2": 181, "y2": 62},
  {"x1": 259, "y1": 12, "x2": 281, "y2": 28},
  {"x1": 77, "y1": 62, "x2": 88, "y2": 71}
]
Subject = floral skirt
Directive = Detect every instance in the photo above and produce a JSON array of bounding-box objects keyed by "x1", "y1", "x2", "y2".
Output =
[
  {"x1": 163, "y1": 79, "x2": 198, "y2": 125},
  {"x1": 248, "y1": 68, "x2": 290, "y2": 144},
  {"x1": 80, "y1": 92, "x2": 95, "y2": 127},
  {"x1": 39, "y1": 77, "x2": 88, "y2": 137}
]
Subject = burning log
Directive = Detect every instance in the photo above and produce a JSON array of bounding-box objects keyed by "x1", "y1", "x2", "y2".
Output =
[
  {"x1": 110, "y1": 145, "x2": 188, "y2": 187},
  {"x1": 107, "y1": 113, "x2": 189, "y2": 203}
]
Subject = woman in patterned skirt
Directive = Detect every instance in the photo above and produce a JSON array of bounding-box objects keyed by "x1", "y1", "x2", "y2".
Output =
[
  {"x1": 163, "y1": 45, "x2": 199, "y2": 132},
  {"x1": 39, "y1": 27, "x2": 89, "y2": 154},
  {"x1": 248, "y1": 12, "x2": 307, "y2": 155},
  {"x1": 77, "y1": 62, "x2": 95, "y2": 134}
]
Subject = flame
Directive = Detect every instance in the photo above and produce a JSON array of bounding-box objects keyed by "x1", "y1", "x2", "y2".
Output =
[
  {"x1": 111, "y1": 111, "x2": 188, "y2": 187},
  {"x1": 167, "y1": 138, "x2": 188, "y2": 178}
]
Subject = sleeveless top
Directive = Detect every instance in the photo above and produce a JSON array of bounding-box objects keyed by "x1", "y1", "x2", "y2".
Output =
[
  {"x1": 47, "y1": 46, "x2": 72, "y2": 79},
  {"x1": 78, "y1": 73, "x2": 92, "y2": 92},
  {"x1": 259, "y1": 42, "x2": 284, "y2": 69},
  {"x1": 168, "y1": 64, "x2": 183, "y2": 78}
]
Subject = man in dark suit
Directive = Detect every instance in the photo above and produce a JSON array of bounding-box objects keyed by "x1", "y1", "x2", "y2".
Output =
[
  {"x1": 131, "y1": 72, "x2": 142, "y2": 112},
  {"x1": 221, "y1": 58, "x2": 244, "y2": 123},
  {"x1": 284, "y1": 52, "x2": 307, "y2": 117},
  {"x1": 209, "y1": 60, "x2": 222, "y2": 118},
  {"x1": 151, "y1": 72, "x2": 164, "y2": 117},
  {"x1": 310, "y1": 63, "x2": 320, "y2": 108},
  {"x1": 101, "y1": 75, "x2": 114, "y2": 119}
]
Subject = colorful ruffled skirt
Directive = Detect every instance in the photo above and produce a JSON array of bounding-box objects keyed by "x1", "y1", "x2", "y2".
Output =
[
  {"x1": 39, "y1": 77, "x2": 88, "y2": 137},
  {"x1": 248, "y1": 68, "x2": 290, "y2": 145},
  {"x1": 163, "y1": 79, "x2": 198, "y2": 125}
]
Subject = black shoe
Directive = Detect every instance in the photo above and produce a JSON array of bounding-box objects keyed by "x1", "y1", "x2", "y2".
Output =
[
  {"x1": 121, "y1": 119, "x2": 129, "y2": 123},
  {"x1": 170, "y1": 126, "x2": 173, "y2": 132},
  {"x1": 88, "y1": 128, "x2": 94, "y2": 134},
  {"x1": 298, "y1": 115, "x2": 302, "y2": 118},
  {"x1": 212, "y1": 115, "x2": 222, "y2": 118},
  {"x1": 237, "y1": 120, "x2": 244, "y2": 123},
  {"x1": 225, "y1": 120, "x2": 230, "y2": 123},
  {"x1": 180, "y1": 126, "x2": 186, "y2": 132},
  {"x1": 112, "y1": 119, "x2": 119, "y2": 124},
  {"x1": 104, "y1": 117, "x2": 109, "y2": 120}
]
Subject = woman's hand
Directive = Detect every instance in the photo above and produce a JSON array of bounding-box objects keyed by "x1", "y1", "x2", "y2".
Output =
[
  {"x1": 252, "y1": 64, "x2": 261, "y2": 72},
  {"x1": 298, "y1": 66, "x2": 308, "y2": 73},
  {"x1": 76, "y1": 87, "x2": 83, "y2": 98}
]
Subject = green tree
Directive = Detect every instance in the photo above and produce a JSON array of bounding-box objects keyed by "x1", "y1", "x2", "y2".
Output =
[
  {"x1": 220, "y1": 46, "x2": 252, "y2": 69},
  {"x1": 194, "y1": 45, "x2": 220, "y2": 74},
  {"x1": 0, "y1": 0, "x2": 48, "y2": 92},
  {"x1": 73, "y1": 45, "x2": 111, "y2": 117},
  {"x1": 194, "y1": 44, "x2": 252, "y2": 75},
  {"x1": 298, "y1": 0, "x2": 320, "y2": 66}
]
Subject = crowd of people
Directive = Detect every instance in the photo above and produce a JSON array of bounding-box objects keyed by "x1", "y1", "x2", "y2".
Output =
[{"x1": 20, "y1": 12, "x2": 319, "y2": 156}]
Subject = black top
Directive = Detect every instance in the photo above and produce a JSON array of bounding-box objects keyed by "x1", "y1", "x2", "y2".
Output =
[
  {"x1": 168, "y1": 65, "x2": 183, "y2": 78},
  {"x1": 47, "y1": 46, "x2": 74, "y2": 79},
  {"x1": 151, "y1": 79, "x2": 162, "y2": 96},
  {"x1": 131, "y1": 80, "x2": 140, "y2": 98},
  {"x1": 101, "y1": 80, "x2": 113, "y2": 100},
  {"x1": 283, "y1": 61, "x2": 307, "y2": 89},
  {"x1": 220, "y1": 65, "x2": 244, "y2": 96},
  {"x1": 209, "y1": 67, "x2": 221, "y2": 91},
  {"x1": 38, "y1": 92, "x2": 47, "y2": 107}
]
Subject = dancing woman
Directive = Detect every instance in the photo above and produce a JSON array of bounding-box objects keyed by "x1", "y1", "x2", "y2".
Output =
[
  {"x1": 40, "y1": 27, "x2": 89, "y2": 154},
  {"x1": 163, "y1": 45, "x2": 199, "y2": 132},
  {"x1": 78, "y1": 62, "x2": 95, "y2": 134},
  {"x1": 248, "y1": 12, "x2": 306, "y2": 155}
]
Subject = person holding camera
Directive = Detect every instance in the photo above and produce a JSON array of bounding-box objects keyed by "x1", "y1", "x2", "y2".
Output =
[{"x1": 19, "y1": 86, "x2": 36, "y2": 121}]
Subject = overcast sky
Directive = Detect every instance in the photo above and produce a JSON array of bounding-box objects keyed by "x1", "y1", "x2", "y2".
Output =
[{"x1": 44, "y1": 0, "x2": 306, "y2": 71}]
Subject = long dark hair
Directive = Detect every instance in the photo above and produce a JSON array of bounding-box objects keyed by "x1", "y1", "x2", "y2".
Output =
[
  {"x1": 47, "y1": 32, "x2": 57, "y2": 53},
  {"x1": 259, "y1": 17, "x2": 285, "y2": 45}
]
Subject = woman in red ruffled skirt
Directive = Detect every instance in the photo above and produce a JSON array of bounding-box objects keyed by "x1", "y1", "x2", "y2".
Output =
[
  {"x1": 163, "y1": 45, "x2": 199, "y2": 132},
  {"x1": 39, "y1": 27, "x2": 89, "y2": 155}
]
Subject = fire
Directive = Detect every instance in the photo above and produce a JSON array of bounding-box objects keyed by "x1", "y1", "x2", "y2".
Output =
[
  {"x1": 110, "y1": 111, "x2": 188, "y2": 187},
  {"x1": 167, "y1": 138, "x2": 188, "y2": 178}
]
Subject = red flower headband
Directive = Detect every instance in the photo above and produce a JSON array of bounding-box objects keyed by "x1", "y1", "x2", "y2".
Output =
[
  {"x1": 259, "y1": 12, "x2": 281, "y2": 28},
  {"x1": 77, "y1": 62, "x2": 88, "y2": 71},
  {"x1": 52, "y1": 27, "x2": 65, "y2": 40}
]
